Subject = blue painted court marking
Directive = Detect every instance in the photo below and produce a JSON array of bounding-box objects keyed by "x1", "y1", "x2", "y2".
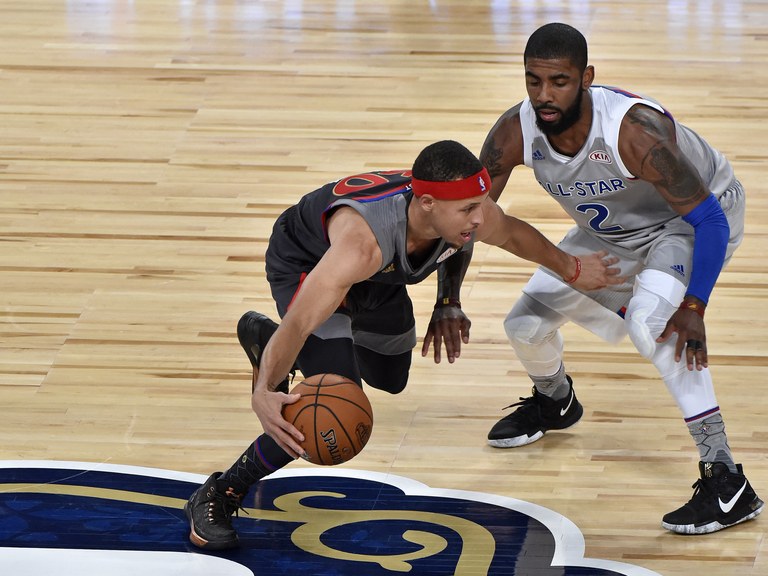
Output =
[{"x1": 0, "y1": 460, "x2": 662, "y2": 576}]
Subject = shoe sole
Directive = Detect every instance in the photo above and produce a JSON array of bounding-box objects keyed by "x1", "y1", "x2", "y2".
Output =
[
  {"x1": 184, "y1": 500, "x2": 239, "y2": 550},
  {"x1": 488, "y1": 431, "x2": 545, "y2": 448},
  {"x1": 662, "y1": 498, "x2": 764, "y2": 535},
  {"x1": 487, "y1": 404, "x2": 584, "y2": 449}
]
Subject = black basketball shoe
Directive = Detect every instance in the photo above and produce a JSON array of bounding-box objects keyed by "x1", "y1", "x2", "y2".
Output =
[
  {"x1": 487, "y1": 375, "x2": 583, "y2": 448},
  {"x1": 237, "y1": 311, "x2": 294, "y2": 393},
  {"x1": 662, "y1": 461, "x2": 764, "y2": 534},
  {"x1": 184, "y1": 472, "x2": 245, "y2": 550}
]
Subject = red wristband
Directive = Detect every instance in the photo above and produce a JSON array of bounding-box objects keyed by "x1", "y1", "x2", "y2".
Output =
[
  {"x1": 563, "y1": 257, "x2": 581, "y2": 285},
  {"x1": 679, "y1": 300, "x2": 705, "y2": 317}
]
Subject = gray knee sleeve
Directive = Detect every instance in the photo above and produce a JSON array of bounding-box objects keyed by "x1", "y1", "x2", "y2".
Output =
[{"x1": 503, "y1": 294, "x2": 567, "y2": 377}]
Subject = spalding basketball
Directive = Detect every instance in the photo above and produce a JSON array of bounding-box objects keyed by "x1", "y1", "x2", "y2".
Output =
[{"x1": 282, "y1": 373, "x2": 373, "y2": 466}]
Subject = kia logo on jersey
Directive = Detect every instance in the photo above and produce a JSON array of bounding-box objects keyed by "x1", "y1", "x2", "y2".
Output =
[{"x1": 589, "y1": 150, "x2": 612, "y2": 164}]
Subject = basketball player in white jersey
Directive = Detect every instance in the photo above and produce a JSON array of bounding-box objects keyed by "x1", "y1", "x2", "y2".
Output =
[{"x1": 480, "y1": 22, "x2": 762, "y2": 534}]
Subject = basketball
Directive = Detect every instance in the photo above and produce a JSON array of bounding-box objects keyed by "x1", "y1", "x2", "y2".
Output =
[{"x1": 282, "y1": 373, "x2": 374, "y2": 466}]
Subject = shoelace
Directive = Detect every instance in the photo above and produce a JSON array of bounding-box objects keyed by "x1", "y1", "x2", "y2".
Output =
[
  {"x1": 502, "y1": 395, "x2": 537, "y2": 411},
  {"x1": 207, "y1": 489, "x2": 248, "y2": 524},
  {"x1": 686, "y1": 477, "x2": 716, "y2": 504},
  {"x1": 498, "y1": 395, "x2": 543, "y2": 425}
]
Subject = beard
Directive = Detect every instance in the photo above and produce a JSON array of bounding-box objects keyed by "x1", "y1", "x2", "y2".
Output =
[{"x1": 535, "y1": 88, "x2": 584, "y2": 136}]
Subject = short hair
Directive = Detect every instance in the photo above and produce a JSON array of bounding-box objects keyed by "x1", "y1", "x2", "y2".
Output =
[
  {"x1": 524, "y1": 23, "x2": 588, "y2": 72},
  {"x1": 411, "y1": 140, "x2": 482, "y2": 182}
]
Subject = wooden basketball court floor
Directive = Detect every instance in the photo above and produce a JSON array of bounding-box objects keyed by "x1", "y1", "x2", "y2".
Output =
[{"x1": 1, "y1": 1, "x2": 766, "y2": 575}]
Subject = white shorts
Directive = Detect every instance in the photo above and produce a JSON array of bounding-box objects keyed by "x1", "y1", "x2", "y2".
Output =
[{"x1": 521, "y1": 181, "x2": 745, "y2": 343}]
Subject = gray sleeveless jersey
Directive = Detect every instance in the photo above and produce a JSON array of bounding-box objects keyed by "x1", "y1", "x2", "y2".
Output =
[
  {"x1": 265, "y1": 171, "x2": 469, "y2": 286},
  {"x1": 331, "y1": 194, "x2": 466, "y2": 286},
  {"x1": 519, "y1": 86, "x2": 735, "y2": 254}
]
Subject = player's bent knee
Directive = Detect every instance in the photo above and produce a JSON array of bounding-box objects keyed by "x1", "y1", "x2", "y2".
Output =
[
  {"x1": 366, "y1": 355, "x2": 409, "y2": 394},
  {"x1": 504, "y1": 310, "x2": 551, "y2": 347},
  {"x1": 625, "y1": 292, "x2": 663, "y2": 359},
  {"x1": 355, "y1": 345, "x2": 411, "y2": 394},
  {"x1": 503, "y1": 293, "x2": 564, "y2": 348},
  {"x1": 367, "y1": 375, "x2": 408, "y2": 395},
  {"x1": 627, "y1": 269, "x2": 686, "y2": 360}
]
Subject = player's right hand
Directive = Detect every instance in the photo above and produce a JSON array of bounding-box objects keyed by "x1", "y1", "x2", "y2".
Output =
[
  {"x1": 571, "y1": 250, "x2": 624, "y2": 290},
  {"x1": 657, "y1": 307, "x2": 708, "y2": 371},
  {"x1": 251, "y1": 387, "x2": 306, "y2": 459},
  {"x1": 422, "y1": 305, "x2": 471, "y2": 364}
]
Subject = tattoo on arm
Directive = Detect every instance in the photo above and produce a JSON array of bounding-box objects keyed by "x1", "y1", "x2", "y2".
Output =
[
  {"x1": 627, "y1": 107, "x2": 707, "y2": 207},
  {"x1": 644, "y1": 144, "x2": 705, "y2": 206},
  {"x1": 480, "y1": 142, "x2": 504, "y2": 179}
]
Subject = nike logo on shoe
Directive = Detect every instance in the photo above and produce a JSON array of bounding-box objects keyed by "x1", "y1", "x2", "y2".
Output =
[
  {"x1": 719, "y1": 481, "x2": 748, "y2": 513},
  {"x1": 560, "y1": 390, "x2": 575, "y2": 416}
]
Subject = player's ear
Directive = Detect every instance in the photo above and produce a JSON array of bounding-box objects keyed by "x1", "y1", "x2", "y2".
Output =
[
  {"x1": 418, "y1": 194, "x2": 436, "y2": 211},
  {"x1": 582, "y1": 65, "x2": 595, "y2": 89}
]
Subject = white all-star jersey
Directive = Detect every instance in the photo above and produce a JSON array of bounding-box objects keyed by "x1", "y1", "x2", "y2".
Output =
[{"x1": 519, "y1": 85, "x2": 735, "y2": 257}]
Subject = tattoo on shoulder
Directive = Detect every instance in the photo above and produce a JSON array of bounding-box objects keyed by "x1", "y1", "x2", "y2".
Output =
[{"x1": 626, "y1": 106, "x2": 664, "y2": 135}]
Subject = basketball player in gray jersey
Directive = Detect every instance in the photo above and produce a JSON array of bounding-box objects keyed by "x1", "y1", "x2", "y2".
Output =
[
  {"x1": 183, "y1": 140, "x2": 617, "y2": 551},
  {"x1": 480, "y1": 22, "x2": 762, "y2": 535}
]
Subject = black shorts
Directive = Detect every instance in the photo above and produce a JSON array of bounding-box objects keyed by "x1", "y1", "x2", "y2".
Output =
[{"x1": 268, "y1": 268, "x2": 417, "y2": 356}]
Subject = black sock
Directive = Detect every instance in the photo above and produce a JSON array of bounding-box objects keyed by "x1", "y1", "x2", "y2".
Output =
[{"x1": 218, "y1": 434, "x2": 293, "y2": 495}]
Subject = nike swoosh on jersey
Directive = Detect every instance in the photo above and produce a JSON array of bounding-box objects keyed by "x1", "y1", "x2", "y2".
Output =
[
  {"x1": 719, "y1": 481, "x2": 748, "y2": 514},
  {"x1": 560, "y1": 390, "x2": 575, "y2": 416}
]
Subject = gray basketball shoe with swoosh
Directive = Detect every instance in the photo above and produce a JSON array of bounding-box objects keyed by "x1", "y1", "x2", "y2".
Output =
[
  {"x1": 487, "y1": 375, "x2": 583, "y2": 448},
  {"x1": 662, "y1": 461, "x2": 764, "y2": 534}
]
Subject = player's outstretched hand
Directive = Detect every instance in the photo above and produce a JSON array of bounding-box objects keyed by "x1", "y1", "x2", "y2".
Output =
[
  {"x1": 571, "y1": 250, "x2": 624, "y2": 291},
  {"x1": 657, "y1": 308, "x2": 708, "y2": 370},
  {"x1": 251, "y1": 387, "x2": 306, "y2": 459},
  {"x1": 421, "y1": 305, "x2": 471, "y2": 364}
]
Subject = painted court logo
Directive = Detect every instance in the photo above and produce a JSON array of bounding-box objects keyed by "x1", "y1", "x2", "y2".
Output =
[{"x1": 0, "y1": 461, "x2": 662, "y2": 576}]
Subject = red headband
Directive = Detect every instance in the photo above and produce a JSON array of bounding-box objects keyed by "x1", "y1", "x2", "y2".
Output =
[{"x1": 410, "y1": 167, "x2": 491, "y2": 200}]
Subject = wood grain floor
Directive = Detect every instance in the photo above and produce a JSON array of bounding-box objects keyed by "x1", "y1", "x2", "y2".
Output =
[{"x1": 1, "y1": 1, "x2": 767, "y2": 574}]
